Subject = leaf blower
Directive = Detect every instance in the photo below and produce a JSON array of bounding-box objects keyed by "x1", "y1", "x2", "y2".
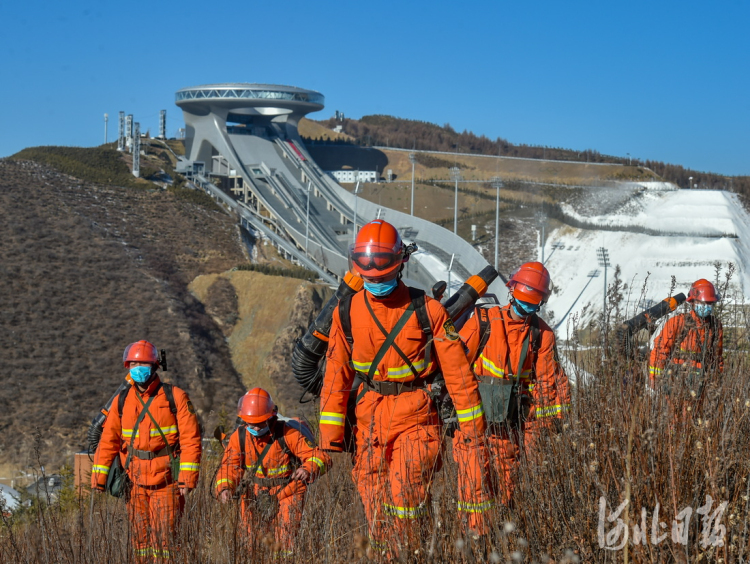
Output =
[{"x1": 616, "y1": 294, "x2": 686, "y2": 357}]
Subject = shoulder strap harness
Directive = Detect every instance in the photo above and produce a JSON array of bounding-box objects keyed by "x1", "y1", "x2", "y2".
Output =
[{"x1": 339, "y1": 288, "x2": 433, "y2": 385}]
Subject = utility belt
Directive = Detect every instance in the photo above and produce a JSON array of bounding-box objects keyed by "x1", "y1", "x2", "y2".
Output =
[
  {"x1": 358, "y1": 372, "x2": 430, "y2": 396},
  {"x1": 129, "y1": 443, "x2": 179, "y2": 461}
]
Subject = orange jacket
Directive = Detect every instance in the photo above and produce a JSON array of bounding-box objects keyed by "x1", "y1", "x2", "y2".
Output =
[
  {"x1": 214, "y1": 420, "x2": 331, "y2": 502},
  {"x1": 320, "y1": 282, "x2": 486, "y2": 451},
  {"x1": 460, "y1": 305, "x2": 571, "y2": 423},
  {"x1": 91, "y1": 376, "x2": 202, "y2": 489},
  {"x1": 649, "y1": 310, "x2": 723, "y2": 383}
]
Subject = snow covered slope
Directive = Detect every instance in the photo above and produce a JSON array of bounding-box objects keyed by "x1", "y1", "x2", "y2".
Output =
[{"x1": 544, "y1": 185, "x2": 750, "y2": 335}]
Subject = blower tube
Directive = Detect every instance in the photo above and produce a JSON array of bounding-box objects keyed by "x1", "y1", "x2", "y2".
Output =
[
  {"x1": 443, "y1": 265, "x2": 499, "y2": 323},
  {"x1": 86, "y1": 376, "x2": 133, "y2": 454},
  {"x1": 292, "y1": 271, "x2": 364, "y2": 396},
  {"x1": 616, "y1": 292, "x2": 687, "y2": 357}
]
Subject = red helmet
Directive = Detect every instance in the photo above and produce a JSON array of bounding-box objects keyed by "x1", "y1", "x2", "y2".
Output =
[
  {"x1": 687, "y1": 279, "x2": 720, "y2": 303},
  {"x1": 237, "y1": 388, "x2": 276, "y2": 424},
  {"x1": 507, "y1": 262, "x2": 552, "y2": 305},
  {"x1": 122, "y1": 340, "x2": 160, "y2": 368},
  {"x1": 349, "y1": 220, "x2": 406, "y2": 279}
]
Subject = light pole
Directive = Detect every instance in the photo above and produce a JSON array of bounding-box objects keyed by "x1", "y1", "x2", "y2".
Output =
[
  {"x1": 305, "y1": 181, "x2": 311, "y2": 255},
  {"x1": 409, "y1": 153, "x2": 417, "y2": 216},
  {"x1": 536, "y1": 210, "x2": 546, "y2": 263},
  {"x1": 447, "y1": 253, "x2": 455, "y2": 298},
  {"x1": 352, "y1": 181, "x2": 361, "y2": 243},
  {"x1": 450, "y1": 167, "x2": 461, "y2": 235},
  {"x1": 491, "y1": 176, "x2": 503, "y2": 270},
  {"x1": 627, "y1": 153, "x2": 631, "y2": 166},
  {"x1": 688, "y1": 176, "x2": 693, "y2": 189},
  {"x1": 596, "y1": 246, "x2": 611, "y2": 319},
  {"x1": 104, "y1": 113, "x2": 108, "y2": 144}
]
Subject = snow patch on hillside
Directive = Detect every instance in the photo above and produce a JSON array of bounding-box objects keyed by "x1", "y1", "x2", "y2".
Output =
[{"x1": 545, "y1": 188, "x2": 750, "y2": 334}]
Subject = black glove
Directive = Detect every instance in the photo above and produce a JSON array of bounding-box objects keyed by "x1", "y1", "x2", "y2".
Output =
[{"x1": 255, "y1": 490, "x2": 279, "y2": 521}]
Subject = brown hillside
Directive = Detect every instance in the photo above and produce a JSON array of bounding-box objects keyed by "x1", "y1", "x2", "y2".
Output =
[
  {"x1": 189, "y1": 271, "x2": 332, "y2": 417},
  {"x1": 0, "y1": 159, "x2": 247, "y2": 471}
]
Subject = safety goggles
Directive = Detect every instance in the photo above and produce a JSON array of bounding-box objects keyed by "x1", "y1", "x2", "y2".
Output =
[{"x1": 350, "y1": 251, "x2": 403, "y2": 272}]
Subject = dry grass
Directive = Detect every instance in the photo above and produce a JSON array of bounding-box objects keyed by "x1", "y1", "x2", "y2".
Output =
[
  {"x1": 3, "y1": 326, "x2": 749, "y2": 562},
  {"x1": 370, "y1": 148, "x2": 657, "y2": 187}
]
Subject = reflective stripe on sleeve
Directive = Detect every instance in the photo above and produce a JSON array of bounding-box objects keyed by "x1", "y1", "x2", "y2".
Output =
[
  {"x1": 179, "y1": 462, "x2": 200, "y2": 472},
  {"x1": 456, "y1": 403, "x2": 485, "y2": 423},
  {"x1": 92, "y1": 464, "x2": 110, "y2": 475},
  {"x1": 648, "y1": 366, "x2": 662, "y2": 376},
  {"x1": 215, "y1": 477, "x2": 234, "y2": 488},
  {"x1": 320, "y1": 412, "x2": 345, "y2": 426},
  {"x1": 309, "y1": 457, "x2": 327, "y2": 472}
]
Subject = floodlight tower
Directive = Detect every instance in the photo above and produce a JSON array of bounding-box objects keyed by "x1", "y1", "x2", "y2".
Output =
[
  {"x1": 450, "y1": 166, "x2": 461, "y2": 234},
  {"x1": 491, "y1": 176, "x2": 503, "y2": 270},
  {"x1": 117, "y1": 111, "x2": 125, "y2": 151},
  {"x1": 126, "y1": 114, "x2": 133, "y2": 153},
  {"x1": 132, "y1": 123, "x2": 141, "y2": 178},
  {"x1": 536, "y1": 210, "x2": 547, "y2": 263},
  {"x1": 104, "y1": 113, "x2": 109, "y2": 144},
  {"x1": 409, "y1": 153, "x2": 417, "y2": 216},
  {"x1": 596, "y1": 247, "x2": 611, "y2": 318},
  {"x1": 158, "y1": 110, "x2": 167, "y2": 140}
]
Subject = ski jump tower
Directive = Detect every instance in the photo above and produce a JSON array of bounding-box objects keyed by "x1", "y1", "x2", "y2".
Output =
[{"x1": 175, "y1": 83, "x2": 498, "y2": 292}]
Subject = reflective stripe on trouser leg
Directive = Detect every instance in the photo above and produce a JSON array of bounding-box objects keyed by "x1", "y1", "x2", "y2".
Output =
[
  {"x1": 126, "y1": 482, "x2": 183, "y2": 559},
  {"x1": 452, "y1": 429, "x2": 495, "y2": 535},
  {"x1": 387, "y1": 425, "x2": 441, "y2": 546}
]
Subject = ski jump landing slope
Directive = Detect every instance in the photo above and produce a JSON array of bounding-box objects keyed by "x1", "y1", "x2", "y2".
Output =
[
  {"x1": 545, "y1": 182, "x2": 750, "y2": 335},
  {"x1": 176, "y1": 83, "x2": 500, "y2": 295}
]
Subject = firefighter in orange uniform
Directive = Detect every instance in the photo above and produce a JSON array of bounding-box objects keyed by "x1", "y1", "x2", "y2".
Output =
[
  {"x1": 91, "y1": 341, "x2": 202, "y2": 561},
  {"x1": 649, "y1": 278, "x2": 723, "y2": 390},
  {"x1": 319, "y1": 220, "x2": 488, "y2": 553},
  {"x1": 215, "y1": 388, "x2": 330, "y2": 555},
  {"x1": 460, "y1": 262, "x2": 571, "y2": 509}
]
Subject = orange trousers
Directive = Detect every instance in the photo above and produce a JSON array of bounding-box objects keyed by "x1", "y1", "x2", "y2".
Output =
[
  {"x1": 353, "y1": 389, "x2": 442, "y2": 552},
  {"x1": 128, "y1": 482, "x2": 183, "y2": 561},
  {"x1": 240, "y1": 485, "x2": 307, "y2": 555}
]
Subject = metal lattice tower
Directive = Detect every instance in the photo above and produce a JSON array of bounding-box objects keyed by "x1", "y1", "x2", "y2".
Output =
[
  {"x1": 117, "y1": 111, "x2": 125, "y2": 151},
  {"x1": 158, "y1": 110, "x2": 166, "y2": 139},
  {"x1": 132, "y1": 123, "x2": 141, "y2": 178},
  {"x1": 126, "y1": 114, "x2": 133, "y2": 153}
]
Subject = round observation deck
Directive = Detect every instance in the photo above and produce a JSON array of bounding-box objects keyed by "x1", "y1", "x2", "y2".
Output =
[{"x1": 176, "y1": 83, "x2": 324, "y2": 117}]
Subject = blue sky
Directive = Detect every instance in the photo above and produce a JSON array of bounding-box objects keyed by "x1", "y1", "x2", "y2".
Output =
[{"x1": 1, "y1": 0, "x2": 748, "y2": 175}]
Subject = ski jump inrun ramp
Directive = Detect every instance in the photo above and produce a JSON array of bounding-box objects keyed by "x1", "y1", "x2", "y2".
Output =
[{"x1": 175, "y1": 83, "x2": 501, "y2": 294}]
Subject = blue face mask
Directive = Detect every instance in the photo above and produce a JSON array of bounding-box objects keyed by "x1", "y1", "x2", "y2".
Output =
[
  {"x1": 694, "y1": 303, "x2": 714, "y2": 318},
  {"x1": 364, "y1": 278, "x2": 398, "y2": 297},
  {"x1": 247, "y1": 425, "x2": 270, "y2": 437},
  {"x1": 512, "y1": 299, "x2": 541, "y2": 318},
  {"x1": 129, "y1": 365, "x2": 153, "y2": 384}
]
